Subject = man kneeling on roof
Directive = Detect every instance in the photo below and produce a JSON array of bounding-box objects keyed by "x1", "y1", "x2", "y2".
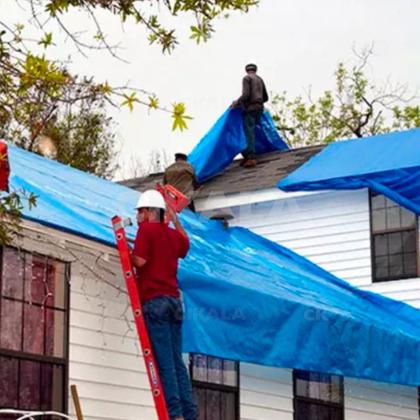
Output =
[
  {"x1": 131, "y1": 189, "x2": 198, "y2": 420},
  {"x1": 164, "y1": 153, "x2": 198, "y2": 212}
]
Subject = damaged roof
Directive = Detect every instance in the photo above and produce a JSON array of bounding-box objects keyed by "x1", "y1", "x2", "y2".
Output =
[{"x1": 121, "y1": 144, "x2": 324, "y2": 199}]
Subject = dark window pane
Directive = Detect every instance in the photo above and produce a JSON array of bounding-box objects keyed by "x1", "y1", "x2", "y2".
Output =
[
  {"x1": 47, "y1": 261, "x2": 66, "y2": 309},
  {"x1": 372, "y1": 209, "x2": 386, "y2": 231},
  {"x1": 222, "y1": 360, "x2": 237, "y2": 387},
  {"x1": 46, "y1": 309, "x2": 65, "y2": 358},
  {"x1": 192, "y1": 354, "x2": 208, "y2": 382},
  {"x1": 386, "y1": 206, "x2": 401, "y2": 229},
  {"x1": 23, "y1": 303, "x2": 44, "y2": 355},
  {"x1": 374, "y1": 256, "x2": 389, "y2": 280},
  {"x1": 374, "y1": 235, "x2": 388, "y2": 256},
  {"x1": 208, "y1": 357, "x2": 223, "y2": 384},
  {"x1": 402, "y1": 231, "x2": 417, "y2": 253},
  {"x1": 388, "y1": 232, "x2": 403, "y2": 255},
  {"x1": 206, "y1": 389, "x2": 221, "y2": 420},
  {"x1": 19, "y1": 360, "x2": 41, "y2": 410},
  {"x1": 1, "y1": 248, "x2": 24, "y2": 300},
  {"x1": 295, "y1": 400, "x2": 330, "y2": 420},
  {"x1": 403, "y1": 253, "x2": 417, "y2": 277},
  {"x1": 25, "y1": 255, "x2": 48, "y2": 306},
  {"x1": 41, "y1": 364, "x2": 64, "y2": 412},
  {"x1": 371, "y1": 194, "x2": 385, "y2": 210},
  {"x1": 389, "y1": 254, "x2": 403, "y2": 277},
  {"x1": 0, "y1": 356, "x2": 18, "y2": 407},
  {"x1": 401, "y1": 207, "x2": 416, "y2": 228},
  {"x1": 220, "y1": 391, "x2": 236, "y2": 420},
  {"x1": 295, "y1": 400, "x2": 343, "y2": 420},
  {"x1": 0, "y1": 299, "x2": 23, "y2": 351}
]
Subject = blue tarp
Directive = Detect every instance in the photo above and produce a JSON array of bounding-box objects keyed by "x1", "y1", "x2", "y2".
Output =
[
  {"x1": 279, "y1": 129, "x2": 420, "y2": 214},
  {"x1": 188, "y1": 108, "x2": 289, "y2": 182},
  {"x1": 9, "y1": 144, "x2": 420, "y2": 387}
]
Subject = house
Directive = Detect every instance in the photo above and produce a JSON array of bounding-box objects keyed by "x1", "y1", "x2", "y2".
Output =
[
  {"x1": 1, "y1": 142, "x2": 419, "y2": 420},
  {"x1": 127, "y1": 135, "x2": 420, "y2": 419}
]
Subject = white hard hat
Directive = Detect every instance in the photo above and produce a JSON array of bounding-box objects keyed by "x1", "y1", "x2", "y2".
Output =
[{"x1": 135, "y1": 190, "x2": 166, "y2": 210}]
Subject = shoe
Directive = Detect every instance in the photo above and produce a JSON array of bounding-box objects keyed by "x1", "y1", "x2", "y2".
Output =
[{"x1": 243, "y1": 159, "x2": 257, "y2": 168}]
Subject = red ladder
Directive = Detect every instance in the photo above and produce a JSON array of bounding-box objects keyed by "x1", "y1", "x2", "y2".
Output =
[{"x1": 112, "y1": 215, "x2": 170, "y2": 420}]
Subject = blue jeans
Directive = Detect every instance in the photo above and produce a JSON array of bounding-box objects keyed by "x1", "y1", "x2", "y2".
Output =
[
  {"x1": 243, "y1": 109, "x2": 263, "y2": 159},
  {"x1": 143, "y1": 296, "x2": 198, "y2": 420}
]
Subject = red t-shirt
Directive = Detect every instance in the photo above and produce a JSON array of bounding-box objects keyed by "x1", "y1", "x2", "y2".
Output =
[{"x1": 132, "y1": 221, "x2": 190, "y2": 302}]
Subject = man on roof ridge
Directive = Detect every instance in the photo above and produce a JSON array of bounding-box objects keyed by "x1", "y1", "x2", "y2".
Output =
[{"x1": 232, "y1": 63, "x2": 269, "y2": 168}]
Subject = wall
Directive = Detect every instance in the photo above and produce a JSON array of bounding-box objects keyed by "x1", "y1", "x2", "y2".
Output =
[
  {"x1": 17, "y1": 221, "x2": 156, "y2": 420},
  {"x1": 199, "y1": 188, "x2": 420, "y2": 308},
  {"x1": 16, "y1": 217, "x2": 419, "y2": 420}
]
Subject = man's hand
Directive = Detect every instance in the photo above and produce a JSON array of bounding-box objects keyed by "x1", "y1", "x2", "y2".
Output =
[{"x1": 132, "y1": 255, "x2": 147, "y2": 269}]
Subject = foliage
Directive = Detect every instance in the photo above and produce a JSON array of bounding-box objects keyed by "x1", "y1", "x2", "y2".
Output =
[
  {"x1": 41, "y1": 0, "x2": 258, "y2": 53},
  {"x1": 0, "y1": 189, "x2": 37, "y2": 245},
  {"x1": 270, "y1": 49, "x2": 420, "y2": 147},
  {"x1": 43, "y1": 97, "x2": 117, "y2": 178}
]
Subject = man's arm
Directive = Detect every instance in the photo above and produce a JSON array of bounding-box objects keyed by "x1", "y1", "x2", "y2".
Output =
[
  {"x1": 167, "y1": 206, "x2": 188, "y2": 239},
  {"x1": 132, "y1": 255, "x2": 147, "y2": 269},
  {"x1": 262, "y1": 79, "x2": 269, "y2": 103},
  {"x1": 232, "y1": 76, "x2": 251, "y2": 108}
]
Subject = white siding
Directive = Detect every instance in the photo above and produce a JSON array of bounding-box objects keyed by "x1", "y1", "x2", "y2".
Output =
[
  {"x1": 200, "y1": 188, "x2": 420, "y2": 307},
  {"x1": 240, "y1": 365, "x2": 293, "y2": 420},
  {"x1": 345, "y1": 378, "x2": 419, "y2": 420},
  {"x1": 17, "y1": 221, "x2": 156, "y2": 420}
]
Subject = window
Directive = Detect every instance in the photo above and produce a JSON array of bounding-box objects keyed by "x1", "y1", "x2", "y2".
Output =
[
  {"x1": 370, "y1": 192, "x2": 419, "y2": 282},
  {"x1": 293, "y1": 370, "x2": 344, "y2": 420},
  {"x1": 190, "y1": 354, "x2": 239, "y2": 420},
  {"x1": 0, "y1": 247, "x2": 69, "y2": 415}
]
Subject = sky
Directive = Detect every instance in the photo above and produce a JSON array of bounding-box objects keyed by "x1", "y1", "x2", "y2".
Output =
[{"x1": 6, "y1": 0, "x2": 420, "y2": 179}]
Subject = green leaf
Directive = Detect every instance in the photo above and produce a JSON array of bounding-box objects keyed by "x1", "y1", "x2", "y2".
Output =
[
  {"x1": 38, "y1": 32, "x2": 53, "y2": 49},
  {"x1": 171, "y1": 102, "x2": 192, "y2": 131},
  {"x1": 121, "y1": 92, "x2": 139, "y2": 112}
]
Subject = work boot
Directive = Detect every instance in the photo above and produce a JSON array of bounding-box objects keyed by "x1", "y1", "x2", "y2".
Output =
[{"x1": 243, "y1": 158, "x2": 257, "y2": 168}]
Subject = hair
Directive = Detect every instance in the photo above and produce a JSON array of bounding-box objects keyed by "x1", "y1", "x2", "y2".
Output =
[
  {"x1": 149, "y1": 207, "x2": 165, "y2": 222},
  {"x1": 140, "y1": 207, "x2": 165, "y2": 222}
]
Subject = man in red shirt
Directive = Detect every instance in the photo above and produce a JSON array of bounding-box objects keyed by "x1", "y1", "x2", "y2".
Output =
[{"x1": 131, "y1": 189, "x2": 197, "y2": 420}]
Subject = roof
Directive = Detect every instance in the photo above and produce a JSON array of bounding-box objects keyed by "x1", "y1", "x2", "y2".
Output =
[
  {"x1": 122, "y1": 145, "x2": 324, "y2": 199},
  {"x1": 10, "y1": 144, "x2": 420, "y2": 387},
  {"x1": 279, "y1": 128, "x2": 420, "y2": 215}
]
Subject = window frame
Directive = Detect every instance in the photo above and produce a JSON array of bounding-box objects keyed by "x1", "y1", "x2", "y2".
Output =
[
  {"x1": 369, "y1": 190, "x2": 420, "y2": 282},
  {"x1": 0, "y1": 246, "x2": 71, "y2": 414},
  {"x1": 189, "y1": 354, "x2": 240, "y2": 420},
  {"x1": 293, "y1": 370, "x2": 344, "y2": 420}
]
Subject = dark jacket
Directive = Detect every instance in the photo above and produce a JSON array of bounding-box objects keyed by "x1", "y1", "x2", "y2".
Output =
[
  {"x1": 163, "y1": 160, "x2": 197, "y2": 201},
  {"x1": 237, "y1": 74, "x2": 269, "y2": 111}
]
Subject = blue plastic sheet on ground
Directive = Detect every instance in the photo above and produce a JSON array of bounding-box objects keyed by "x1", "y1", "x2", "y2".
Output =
[
  {"x1": 188, "y1": 107, "x2": 289, "y2": 182},
  {"x1": 279, "y1": 128, "x2": 420, "y2": 214},
  {"x1": 9, "y1": 144, "x2": 420, "y2": 387}
]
